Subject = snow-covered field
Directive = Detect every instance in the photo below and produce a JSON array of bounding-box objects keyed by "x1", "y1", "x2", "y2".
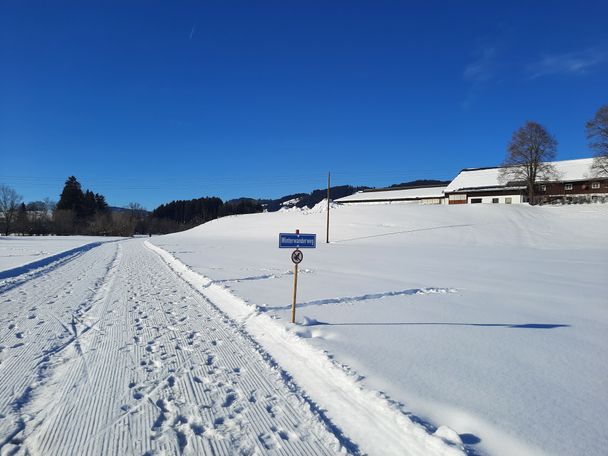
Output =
[
  {"x1": 0, "y1": 236, "x2": 122, "y2": 272},
  {"x1": 0, "y1": 204, "x2": 606, "y2": 455},
  {"x1": 150, "y1": 203, "x2": 608, "y2": 456}
]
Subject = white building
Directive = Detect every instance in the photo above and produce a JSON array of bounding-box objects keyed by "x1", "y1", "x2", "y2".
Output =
[{"x1": 335, "y1": 184, "x2": 447, "y2": 205}]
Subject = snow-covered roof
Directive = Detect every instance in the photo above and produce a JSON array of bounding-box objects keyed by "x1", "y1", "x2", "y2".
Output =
[
  {"x1": 335, "y1": 185, "x2": 446, "y2": 203},
  {"x1": 445, "y1": 158, "x2": 597, "y2": 193}
]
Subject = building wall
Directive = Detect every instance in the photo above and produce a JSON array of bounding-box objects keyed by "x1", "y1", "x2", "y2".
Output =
[
  {"x1": 420, "y1": 198, "x2": 444, "y2": 205},
  {"x1": 448, "y1": 193, "x2": 524, "y2": 204},
  {"x1": 535, "y1": 179, "x2": 608, "y2": 203},
  {"x1": 337, "y1": 197, "x2": 446, "y2": 205},
  {"x1": 467, "y1": 194, "x2": 524, "y2": 204}
]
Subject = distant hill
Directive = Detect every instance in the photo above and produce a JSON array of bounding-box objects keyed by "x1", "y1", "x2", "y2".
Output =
[
  {"x1": 148, "y1": 178, "x2": 446, "y2": 232},
  {"x1": 260, "y1": 185, "x2": 368, "y2": 212},
  {"x1": 109, "y1": 206, "x2": 150, "y2": 215}
]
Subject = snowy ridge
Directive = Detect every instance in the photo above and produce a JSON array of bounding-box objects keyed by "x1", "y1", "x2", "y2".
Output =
[{"x1": 145, "y1": 241, "x2": 465, "y2": 456}]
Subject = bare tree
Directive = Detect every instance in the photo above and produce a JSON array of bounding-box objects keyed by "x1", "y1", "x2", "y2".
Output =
[
  {"x1": 43, "y1": 197, "x2": 56, "y2": 215},
  {"x1": 499, "y1": 121, "x2": 558, "y2": 204},
  {"x1": 587, "y1": 104, "x2": 608, "y2": 177},
  {"x1": 0, "y1": 184, "x2": 24, "y2": 235},
  {"x1": 127, "y1": 202, "x2": 144, "y2": 219}
]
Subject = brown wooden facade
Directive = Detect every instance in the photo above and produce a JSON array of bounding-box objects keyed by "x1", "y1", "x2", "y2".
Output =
[{"x1": 534, "y1": 178, "x2": 608, "y2": 204}]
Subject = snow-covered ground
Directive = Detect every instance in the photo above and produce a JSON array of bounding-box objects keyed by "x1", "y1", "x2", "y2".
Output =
[
  {"x1": 0, "y1": 241, "x2": 356, "y2": 455},
  {"x1": 0, "y1": 236, "x2": 122, "y2": 271},
  {"x1": 0, "y1": 233, "x2": 460, "y2": 455},
  {"x1": 150, "y1": 203, "x2": 608, "y2": 456},
  {"x1": 1, "y1": 205, "x2": 606, "y2": 455}
]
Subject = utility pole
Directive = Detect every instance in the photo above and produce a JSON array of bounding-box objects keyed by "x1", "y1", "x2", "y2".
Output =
[{"x1": 326, "y1": 171, "x2": 330, "y2": 243}]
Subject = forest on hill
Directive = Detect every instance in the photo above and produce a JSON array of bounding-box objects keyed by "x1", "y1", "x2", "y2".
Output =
[{"x1": 1, "y1": 178, "x2": 432, "y2": 236}]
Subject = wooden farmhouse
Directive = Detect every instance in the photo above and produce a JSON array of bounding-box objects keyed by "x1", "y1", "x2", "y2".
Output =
[
  {"x1": 444, "y1": 158, "x2": 608, "y2": 205},
  {"x1": 335, "y1": 158, "x2": 608, "y2": 206}
]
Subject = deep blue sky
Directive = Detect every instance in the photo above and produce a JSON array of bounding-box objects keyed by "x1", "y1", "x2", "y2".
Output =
[{"x1": 1, "y1": 1, "x2": 607, "y2": 209}]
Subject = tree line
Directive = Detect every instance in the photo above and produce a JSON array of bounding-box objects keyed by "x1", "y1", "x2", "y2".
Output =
[
  {"x1": 151, "y1": 197, "x2": 262, "y2": 231},
  {"x1": 0, "y1": 178, "x2": 366, "y2": 237},
  {"x1": 1, "y1": 178, "x2": 269, "y2": 236},
  {"x1": 1, "y1": 103, "x2": 606, "y2": 235},
  {"x1": 0, "y1": 176, "x2": 150, "y2": 237}
]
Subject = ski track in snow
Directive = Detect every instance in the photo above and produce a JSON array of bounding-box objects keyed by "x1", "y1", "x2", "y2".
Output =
[
  {"x1": 264, "y1": 288, "x2": 458, "y2": 311},
  {"x1": 0, "y1": 240, "x2": 345, "y2": 455}
]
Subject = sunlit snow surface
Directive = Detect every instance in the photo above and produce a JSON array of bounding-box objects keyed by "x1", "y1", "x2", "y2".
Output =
[
  {"x1": 0, "y1": 236, "x2": 122, "y2": 271},
  {"x1": 151, "y1": 203, "x2": 608, "y2": 456}
]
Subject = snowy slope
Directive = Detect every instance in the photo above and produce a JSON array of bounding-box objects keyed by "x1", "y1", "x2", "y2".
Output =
[{"x1": 150, "y1": 203, "x2": 608, "y2": 456}]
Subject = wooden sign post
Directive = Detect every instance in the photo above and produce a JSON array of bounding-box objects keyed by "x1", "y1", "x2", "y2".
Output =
[{"x1": 279, "y1": 230, "x2": 316, "y2": 324}]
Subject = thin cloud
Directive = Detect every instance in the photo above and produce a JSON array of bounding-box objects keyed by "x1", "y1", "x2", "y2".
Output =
[
  {"x1": 462, "y1": 46, "x2": 499, "y2": 109},
  {"x1": 526, "y1": 48, "x2": 607, "y2": 79},
  {"x1": 463, "y1": 46, "x2": 497, "y2": 82},
  {"x1": 189, "y1": 24, "x2": 196, "y2": 40}
]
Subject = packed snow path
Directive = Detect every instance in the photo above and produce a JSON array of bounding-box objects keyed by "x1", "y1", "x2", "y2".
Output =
[{"x1": 0, "y1": 240, "x2": 344, "y2": 455}]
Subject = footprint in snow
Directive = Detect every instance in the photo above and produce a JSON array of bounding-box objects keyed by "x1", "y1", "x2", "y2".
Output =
[
  {"x1": 222, "y1": 392, "x2": 237, "y2": 408},
  {"x1": 258, "y1": 433, "x2": 278, "y2": 450}
]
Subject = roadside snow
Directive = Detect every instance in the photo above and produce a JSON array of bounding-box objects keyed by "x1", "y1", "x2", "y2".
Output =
[
  {"x1": 150, "y1": 204, "x2": 608, "y2": 456},
  {"x1": 0, "y1": 236, "x2": 122, "y2": 271}
]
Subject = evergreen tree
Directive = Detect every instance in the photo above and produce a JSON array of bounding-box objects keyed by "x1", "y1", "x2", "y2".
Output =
[
  {"x1": 56, "y1": 176, "x2": 84, "y2": 213},
  {"x1": 95, "y1": 193, "x2": 109, "y2": 213},
  {"x1": 81, "y1": 190, "x2": 97, "y2": 218}
]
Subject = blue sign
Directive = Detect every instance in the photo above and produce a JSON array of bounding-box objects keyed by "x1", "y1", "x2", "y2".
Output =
[{"x1": 279, "y1": 233, "x2": 316, "y2": 249}]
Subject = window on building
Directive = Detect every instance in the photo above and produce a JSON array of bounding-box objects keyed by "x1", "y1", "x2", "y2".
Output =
[
  {"x1": 470, "y1": 198, "x2": 482, "y2": 204},
  {"x1": 449, "y1": 194, "x2": 466, "y2": 201},
  {"x1": 565, "y1": 184, "x2": 573, "y2": 191},
  {"x1": 592, "y1": 182, "x2": 600, "y2": 189},
  {"x1": 505, "y1": 197, "x2": 512, "y2": 204},
  {"x1": 540, "y1": 185, "x2": 547, "y2": 191},
  {"x1": 492, "y1": 198, "x2": 499, "y2": 203}
]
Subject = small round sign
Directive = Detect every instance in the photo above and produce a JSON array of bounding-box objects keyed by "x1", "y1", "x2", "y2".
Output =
[{"x1": 291, "y1": 249, "x2": 303, "y2": 264}]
